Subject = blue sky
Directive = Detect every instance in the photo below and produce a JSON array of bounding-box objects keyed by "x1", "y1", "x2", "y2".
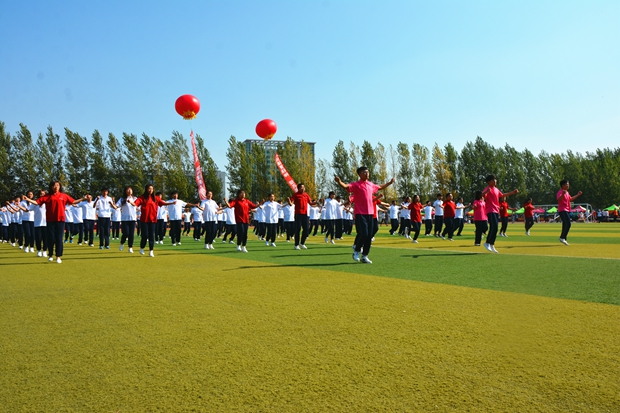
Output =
[{"x1": 1, "y1": 0, "x2": 619, "y2": 169}]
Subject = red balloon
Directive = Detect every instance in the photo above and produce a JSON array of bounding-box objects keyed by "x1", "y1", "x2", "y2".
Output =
[
  {"x1": 175, "y1": 94, "x2": 200, "y2": 120},
  {"x1": 256, "y1": 119, "x2": 277, "y2": 140}
]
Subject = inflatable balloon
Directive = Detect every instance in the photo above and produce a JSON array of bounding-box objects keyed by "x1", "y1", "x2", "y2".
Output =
[
  {"x1": 255, "y1": 119, "x2": 277, "y2": 140},
  {"x1": 175, "y1": 94, "x2": 200, "y2": 120}
]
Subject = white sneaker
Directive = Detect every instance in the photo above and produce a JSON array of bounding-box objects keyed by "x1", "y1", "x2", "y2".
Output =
[
  {"x1": 209, "y1": 244, "x2": 214, "y2": 250},
  {"x1": 266, "y1": 241, "x2": 270, "y2": 246},
  {"x1": 504, "y1": 234, "x2": 508, "y2": 238},
  {"x1": 352, "y1": 251, "x2": 360, "y2": 262},
  {"x1": 526, "y1": 231, "x2": 530, "y2": 236},
  {"x1": 43, "y1": 251, "x2": 48, "y2": 257},
  {"x1": 242, "y1": 246, "x2": 248, "y2": 253},
  {"x1": 325, "y1": 237, "x2": 329, "y2": 243},
  {"x1": 56, "y1": 257, "x2": 62, "y2": 264},
  {"x1": 129, "y1": 248, "x2": 133, "y2": 253},
  {"x1": 24, "y1": 248, "x2": 29, "y2": 254},
  {"x1": 448, "y1": 238, "x2": 453, "y2": 241},
  {"x1": 140, "y1": 249, "x2": 145, "y2": 255},
  {"x1": 149, "y1": 250, "x2": 154, "y2": 257},
  {"x1": 330, "y1": 239, "x2": 335, "y2": 244},
  {"x1": 271, "y1": 242, "x2": 276, "y2": 247},
  {"x1": 237, "y1": 246, "x2": 242, "y2": 252},
  {"x1": 559, "y1": 238, "x2": 570, "y2": 246},
  {"x1": 412, "y1": 240, "x2": 418, "y2": 244},
  {"x1": 229, "y1": 240, "x2": 235, "y2": 244},
  {"x1": 484, "y1": 243, "x2": 493, "y2": 252},
  {"x1": 37, "y1": 251, "x2": 42, "y2": 257},
  {"x1": 177, "y1": 242, "x2": 181, "y2": 246},
  {"x1": 30, "y1": 247, "x2": 35, "y2": 253},
  {"x1": 204, "y1": 244, "x2": 209, "y2": 249},
  {"x1": 491, "y1": 245, "x2": 499, "y2": 253},
  {"x1": 119, "y1": 244, "x2": 124, "y2": 251},
  {"x1": 48, "y1": 257, "x2": 54, "y2": 262},
  {"x1": 294, "y1": 245, "x2": 301, "y2": 250},
  {"x1": 300, "y1": 244, "x2": 307, "y2": 249},
  {"x1": 222, "y1": 239, "x2": 226, "y2": 243},
  {"x1": 172, "y1": 243, "x2": 176, "y2": 246},
  {"x1": 361, "y1": 255, "x2": 372, "y2": 264}
]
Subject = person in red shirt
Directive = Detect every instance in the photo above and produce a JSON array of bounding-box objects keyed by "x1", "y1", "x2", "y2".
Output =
[
  {"x1": 288, "y1": 183, "x2": 316, "y2": 250},
  {"x1": 407, "y1": 195, "x2": 424, "y2": 243},
  {"x1": 499, "y1": 196, "x2": 514, "y2": 237},
  {"x1": 441, "y1": 193, "x2": 457, "y2": 240},
  {"x1": 24, "y1": 180, "x2": 84, "y2": 264},
  {"x1": 224, "y1": 189, "x2": 258, "y2": 253},
  {"x1": 133, "y1": 184, "x2": 175, "y2": 257},
  {"x1": 523, "y1": 197, "x2": 535, "y2": 236}
]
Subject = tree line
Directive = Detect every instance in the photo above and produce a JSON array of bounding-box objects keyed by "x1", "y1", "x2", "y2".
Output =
[{"x1": 2, "y1": 121, "x2": 619, "y2": 209}]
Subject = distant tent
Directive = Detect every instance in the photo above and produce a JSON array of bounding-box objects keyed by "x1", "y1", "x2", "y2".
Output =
[
  {"x1": 546, "y1": 207, "x2": 558, "y2": 213},
  {"x1": 532, "y1": 208, "x2": 545, "y2": 214},
  {"x1": 603, "y1": 204, "x2": 619, "y2": 211},
  {"x1": 514, "y1": 207, "x2": 524, "y2": 214},
  {"x1": 571, "y1": 205, "x2": 586, "y2": 213}
]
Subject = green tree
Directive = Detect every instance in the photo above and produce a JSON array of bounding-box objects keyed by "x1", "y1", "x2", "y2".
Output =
[
  {"x1": 277, "y1": 137, "x2": 302, "y2": 198},
  {"x1": 315, "y1": 158, "x2": 333, "y2": 199},
  {"x1": 412, "y1": 143, "x2": 432, "y2": 201},
  {"x1": 140, "y1": 133, "x2": 165, "y2": 193},
  {"x1": 298, "y1": 142, "x2": 317, "y2": 199},
  {"x1": 396, "y1": 142, "x2": 414, "y2": 197},
  {"x1": 251, "y1": 142, "x2": 270, "y2": 201},
  {"x1": 12, "y1": 123, "x2": 38, "y2": 193},
  {"x1": 107, "y1": 133, "x2": 124, "y2": 195},
  {"x1": 432, "y1": 143, "x2": 452, "y2": 196},
  {"x1": 90, "y1": 129, "x2": 110, "y2": 192},
  {"x1": 121, "y1": 133, "x2": 145, "y2": 195},
  {"x1": 360, "y1": 141, "x2": 378, "y2": 179},
  {"x1": 35, "y1": 126, "x2": 65, "y2": 191},
  {"x1": 64, "y1": 128, "x2": 91, "y2": 196},
  {"x1": 0, "y1": 122, "x2": 15, "y2": 200},
  {"x1": 164, "y1": 131, "x2": 191, "y2": 200},
  {"x1": 331, "y1": 140, "x2": 355, "y2": 197},
  {"x1": 444, "y1": 143, "x2": 459, "y2": 195}
]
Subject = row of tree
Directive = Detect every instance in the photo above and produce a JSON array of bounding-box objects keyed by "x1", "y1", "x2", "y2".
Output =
[
  {"x1": 0, "y1": 122, "x2": 222, "y2": 202},
  {"x1": 2, "y1": 121, "x2": 619, "y2": 208}
]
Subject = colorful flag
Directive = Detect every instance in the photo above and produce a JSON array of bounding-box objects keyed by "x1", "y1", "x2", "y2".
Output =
[
  {"x1": 190, "y1": 130, "x2": 207, "y2": 200},
  {"x1": 274, "y1": 152, "x2": 298, "y2": 192}
]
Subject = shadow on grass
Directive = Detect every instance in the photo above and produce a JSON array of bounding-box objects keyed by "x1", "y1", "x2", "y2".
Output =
[{"x1": 225, "y1": 262, "x2": 360, "y2": 270}]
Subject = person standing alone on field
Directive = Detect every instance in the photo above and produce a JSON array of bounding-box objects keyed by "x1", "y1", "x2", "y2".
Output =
[
  {"x1": 335, "y1": 166, "x2": 395, "y2": 264},
  {"x1": 557, "y1": 180, "x2": 582, "y2": 246}
]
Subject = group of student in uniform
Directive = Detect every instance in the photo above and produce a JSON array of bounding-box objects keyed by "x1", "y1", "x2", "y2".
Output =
[{"x1": 2, "y1": 171, "x2": 582, "y2": 263}]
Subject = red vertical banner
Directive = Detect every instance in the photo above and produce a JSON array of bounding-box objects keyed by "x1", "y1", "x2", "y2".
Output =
[
  {"x1": 190, "y1": 130, "x2": 207, "y2": 200},
  {"x1": 275, "y1": 152, "x2": 298, "y2": 193}
]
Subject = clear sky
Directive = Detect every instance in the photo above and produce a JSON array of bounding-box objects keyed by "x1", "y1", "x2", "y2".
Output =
[{"x1": 1, "y1": 0, "x2": 619, "y2": 169}]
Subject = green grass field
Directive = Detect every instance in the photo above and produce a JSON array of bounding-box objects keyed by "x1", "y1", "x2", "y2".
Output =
[{"x1": 1, "y1": 222, "x2": 619, "y2": 412}]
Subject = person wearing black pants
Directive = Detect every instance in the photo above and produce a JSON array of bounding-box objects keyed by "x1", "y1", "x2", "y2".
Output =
[
  {"x1": 433, "y1": 194, "x2": 444, "y2": 237},
  {"x1": 23, "y1": 181, "x2": 84, "y2": 263},
  {"x1": 289, "y1": 184, "x2": 316, "y2": 250},
  {"x1": 93, "y1": 188, "x2": 117, "y2": 250},
  {"x1": 557, "y1": 180, "x2": 582, "y2": 246}
]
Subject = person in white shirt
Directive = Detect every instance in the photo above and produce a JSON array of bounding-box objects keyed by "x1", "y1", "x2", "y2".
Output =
[
  {"x1": 31, "y1": 190, "x2": 48, "y2": 256},
  {"x1": 93, "y1": 188, "x2": 118, "y2": 249},
  {"x1": 322, "y1": 192, "x2": 339, "y2": 244},
  {"x1": 254, "y1": 204, "x2": 266, "y2": 241},
  {"x1": 260, "y1": 194, "x2": 284, "y2": 247},
  {"x1": 423, "y1": 200, "x2": 434, "y2": 236},
  {"x1": 309, "y1": 204, "x2": 320, "y2": 236},
  {"x1": 1, "y1": 205, "x2": 10, "y2": 243},
  {"x1": 20, "y1": 192, "x2": 36, "y2": 253},
  {"x1": 77, "y1": 194, "x2": 97, "y2": 247},
  {"x1": 277, "y1": 206, "x2": 285, "y2": 238},
  {"x1": 155, "y1": 191, "x2": 168, "y2": 244},
  {"x1": 283, "y1": 202, "x2": 295, "y2": 242},
  {"x1": 116, "y1": 186, "x2": 137, "y2": 253},
  {"x1": 64, "y1": 204, "x2": 74, "y2": 244},
  {"x1": 182, "y1": 207, "x2": 192, "y2": 237},
  {"x1": 222, "y1": 206, "x2": 236, "y2": 243},
  {"x1": 167, "y1": 191, "x2": 199, "y2": 246},
  {"x1": 388, "y1": 201, "x2": 400, "y2": 235},
  {"x1": 433, "y1": 193, "x2": 444, "y2": 237},
  {"x1": 202, "y1": 191, "x2": 222, "y2": 250},
  {"x1": 335, "y1": 196, "x2": 345, "y2": 240},
  {"x1": 72, "y1": 201, "x2": 84, "y2": 245},
  {"x1": 6, "y1": 198, "x2": 24, "y2": 248},
  {"x1": 111, "y1": 197, "x2": 122, "y2": 240},
  {"x1": 454, "y1": 197, "x2": 470, "y2": 237},
  {"x1": 191, "y1": 205, "x2": 203, "y2": 240}
]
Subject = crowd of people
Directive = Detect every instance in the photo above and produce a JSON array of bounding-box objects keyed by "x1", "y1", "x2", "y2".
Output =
[{"x1": 1, "y1": 170, "x2": 584, "y2": 263}]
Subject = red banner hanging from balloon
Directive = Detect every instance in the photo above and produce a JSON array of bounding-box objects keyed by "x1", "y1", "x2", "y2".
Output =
[
  {"x1": 190, "y1": 130, "x2": 207, "y2": 200},
  {"x1": 275, "y1": 152, "x2": 298, "y2": 193}
]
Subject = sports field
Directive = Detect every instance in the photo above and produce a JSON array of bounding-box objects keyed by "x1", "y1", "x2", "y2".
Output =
[{"x1": 1, "y1": 222, "x2": 619, "y2": 412}]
